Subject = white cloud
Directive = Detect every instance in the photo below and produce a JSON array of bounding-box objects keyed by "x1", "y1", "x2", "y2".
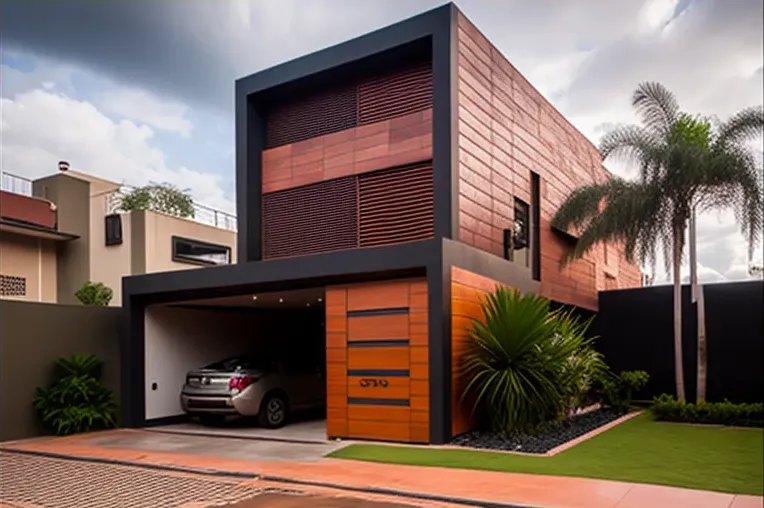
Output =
[
  {"x1": 97, "y1": 88, "x2": 193, "y2": 137},
  {"x1": 0, "y1": 88, "x2": 234, "y2": 213}
]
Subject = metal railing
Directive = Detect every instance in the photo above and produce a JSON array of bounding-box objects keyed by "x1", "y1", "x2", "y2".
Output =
[
  {"x1": 0, "y1": 172, "x2": 33, "y2": 196},
  {"x1": 106, "y1": 184, "x2": 238, "y2": 232}
]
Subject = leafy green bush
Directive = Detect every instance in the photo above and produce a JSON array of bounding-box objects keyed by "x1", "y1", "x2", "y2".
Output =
[
  {"x1": 650, "y1": 394, "x2": 763, "y2": 427},
  {"x1": 33, "y1": 354, "x2": 118, "y2": 436},
  {"x1": 461, "y1": 287, "x2": 603, "y2": 435},
  {"x1": 119, "y1": 183, "x2": 194, "y2": 218},
  {"x1": 598, "y1": 370, "x2": 650, "y2": 414},
  {"x1": 75, "y1": 281, "x2": 114, "y2": 306}
]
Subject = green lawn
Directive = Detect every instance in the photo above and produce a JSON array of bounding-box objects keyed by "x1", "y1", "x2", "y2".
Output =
[{"x1": 329, "y1": 414, "x2": 764, "y2": 496}]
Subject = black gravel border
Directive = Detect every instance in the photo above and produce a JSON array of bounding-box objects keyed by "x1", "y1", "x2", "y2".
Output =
[{"x1": 451, "y1": 408, "x2": 625, "y2": 454}]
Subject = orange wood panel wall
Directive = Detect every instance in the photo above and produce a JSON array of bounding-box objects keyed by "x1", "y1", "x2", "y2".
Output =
[
  {"x1": 262, "y1": 109, "x2": 432, "y2": 193},
  {"x1": 454, "y1": 13, "x2": 642, "y2": 311},
  {"x1": 450, "y1": 266, "x2": 507, "y2": 437},
  {"x1": 325, "y1": 278, "x2": 429, "y2": 443}
]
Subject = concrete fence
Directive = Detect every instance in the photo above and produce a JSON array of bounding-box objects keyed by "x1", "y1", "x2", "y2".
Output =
[{"x1": 0, "y1": 300, "x2": 122, "y2": 442}]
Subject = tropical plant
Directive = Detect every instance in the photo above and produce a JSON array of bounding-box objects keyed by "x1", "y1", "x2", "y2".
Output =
[
  {"x1": 74, "y1": 281, "x2": 114, "y2": 306},
  {"x1": 460, "y1": 288, "x2": 603, "y2": 435},
  {"x1": 33, "y1": 354, "x2": 118, "y2": 436},
  {"x1": 552, "y1": 82, "x2": 763, "y2": 402},
  {"x1": 118, "y1": 183, "x2": 195, "y2": 219},
  {"x1": 598, "y1": 370, "x2": 650, "y2": 414}
]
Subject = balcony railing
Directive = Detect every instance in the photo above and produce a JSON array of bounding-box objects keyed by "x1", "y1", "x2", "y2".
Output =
[
  {"x1": 105, "y1": 185, "x2": 238, "y2": 232},
  {"x1": 1, "y1": 172, "x2": 33, "y2": 196}
]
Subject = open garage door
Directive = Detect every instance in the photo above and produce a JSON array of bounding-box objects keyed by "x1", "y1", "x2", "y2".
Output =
[{"x1": 143, "y1": 288, "x2": 328, "y2": 443}]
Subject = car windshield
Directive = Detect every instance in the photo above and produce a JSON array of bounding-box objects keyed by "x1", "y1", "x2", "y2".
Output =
[{"x1": 203, "y1": 355, "x2": 275, "y2": 372}]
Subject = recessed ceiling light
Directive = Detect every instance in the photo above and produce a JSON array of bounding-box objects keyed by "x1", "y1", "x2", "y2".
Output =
[
  {"x1": 317, "y1": 297, "x2": 323, "y2": 302},
  {"x1": 279, "y1": 298, "x2": 284, "y2": 303},
  {"x1": 306, "y1": 303, "x2": 311, "y2": 307},
  {"x1": 252, "y1": 295, "x2": 258, "y2": 300}
]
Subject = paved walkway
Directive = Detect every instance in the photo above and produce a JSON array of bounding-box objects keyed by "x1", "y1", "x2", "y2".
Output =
[{"x1": 1, "y1": 430, "x2": 761, "y2": 508}]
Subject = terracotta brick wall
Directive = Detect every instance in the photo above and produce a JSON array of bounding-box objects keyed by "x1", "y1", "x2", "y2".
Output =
[{"x1": 455, "y1": 13, "x2": 641, "y2": 310}]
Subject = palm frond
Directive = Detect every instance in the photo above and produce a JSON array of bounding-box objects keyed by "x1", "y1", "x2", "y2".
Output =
[
  {"x1": 714, "y1": 106, "x2": 764, "y2": 149},
  {"x1": 599, "y1": 125, "x2": 665, "y2": 181},
  {"x1": 697, "y1": 147, "x2": 764, "y2": 260},
  {"x1": 632, "y1": 82, "x2": 680, "y2": 138}
]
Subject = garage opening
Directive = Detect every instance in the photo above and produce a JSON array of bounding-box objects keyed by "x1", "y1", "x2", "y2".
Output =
[{"x1": 143, "y1": 287, "x2": 328, "y2": 443}]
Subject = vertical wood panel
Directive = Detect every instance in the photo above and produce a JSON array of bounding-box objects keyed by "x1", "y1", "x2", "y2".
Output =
[
  {"x1": 450, "y1": 267, "x2": 508, "y2": 438},
  {"x1": 327, "y1": 278, "x2": 429, "y2": 444},
  {"x1": 325, "y1": 287, "x2": 348, "y2": 439}
]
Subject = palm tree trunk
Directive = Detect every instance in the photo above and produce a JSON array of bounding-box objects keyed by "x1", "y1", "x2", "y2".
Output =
[
  {"x1": 696, "y1": 284, "x2": 707, "y2": 402},
  {"x1": 673, "y1": 229, "x2": 687, "y2": 402}
]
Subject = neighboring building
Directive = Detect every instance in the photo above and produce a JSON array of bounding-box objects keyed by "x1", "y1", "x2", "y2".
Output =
[
  {"x1": 1, "y1": 170, "x2": 237, "y2": 306},
  {"x1": 120, "y1": 4, "x2": 643, "y2": 446}
]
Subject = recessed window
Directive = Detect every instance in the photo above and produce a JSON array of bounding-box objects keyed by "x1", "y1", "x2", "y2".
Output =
[
  {"x1": 105, "y1": 214, "x2": 123, "y2": 246},
  {"x1": 0, "y1": 274, "x2": 26, "y2": 297},
  {"x1": 172, "y1": 236, "x2": 231, "y2": 266},
  {"x1": 513, "y1": 198, "x2": 530, "y2": 250}
]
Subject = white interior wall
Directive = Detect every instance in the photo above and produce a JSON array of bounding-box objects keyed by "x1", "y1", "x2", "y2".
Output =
[{"x1": 144, "y1": 305, "x2": 269, "y2": 420}]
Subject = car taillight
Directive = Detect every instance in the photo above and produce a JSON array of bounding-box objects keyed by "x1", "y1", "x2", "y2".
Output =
[{"x1": 229, "y1": 376, "x2": 254, "y2": 391}]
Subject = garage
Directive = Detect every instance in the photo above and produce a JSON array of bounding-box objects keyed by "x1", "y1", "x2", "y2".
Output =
[{"x1": 142, "y1": 287, "x2": 328, "y2": 443}]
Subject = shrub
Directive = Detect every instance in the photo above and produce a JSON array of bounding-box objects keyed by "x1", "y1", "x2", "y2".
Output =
[
  {"x1": 461, "y1": 287, "x2": 601, "y2": 435},
  {"x1": 33, "y1": 354, "x2": 118, "y2": 436},
  {"x1": 118, "y1": 183, "x2": 194, "y2": 219},
  {"x1": 75, "y1": 281, "x2": 114, "y2": 306},
  {"x1": 650, "y1": 394, "x2": 763, "y2": 427},
  {"x1": 598, "y1": 370, "x2": 650, "y2": 414}
]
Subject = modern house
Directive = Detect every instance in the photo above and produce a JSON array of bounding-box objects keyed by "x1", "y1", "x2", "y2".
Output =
[
  {"x1": 120, "y1": 4, "x2": 642, "y2": 446},
  {"x1": 0, "y1": 170, "x2": 237, "y2": 306}
]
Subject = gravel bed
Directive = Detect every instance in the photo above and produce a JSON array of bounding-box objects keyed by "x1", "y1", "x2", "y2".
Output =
[{"x1": 451, "y1": 408, "x2": 624, "y2": 454}]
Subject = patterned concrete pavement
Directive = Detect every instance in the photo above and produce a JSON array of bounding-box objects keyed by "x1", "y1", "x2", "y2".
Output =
[{"x1": 1, "y1": 430, "x2": 762, "y2": 508}]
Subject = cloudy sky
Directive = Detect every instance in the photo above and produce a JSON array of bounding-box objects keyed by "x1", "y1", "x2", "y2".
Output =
[{"x1": 1, "y1": 0, "x2": 762, "y2": 282}]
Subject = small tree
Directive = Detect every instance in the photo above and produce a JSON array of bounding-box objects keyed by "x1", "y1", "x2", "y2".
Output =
[
  {"x1": 75, "y1": 281, "x2": 114, "y2": 306},
  {"x1": 119, "y1": 183, "x2": 195, "y2": 219}
]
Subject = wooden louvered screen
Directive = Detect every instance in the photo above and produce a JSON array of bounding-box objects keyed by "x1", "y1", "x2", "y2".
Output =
[
  {"x1": 357, "y1": 62, "x2": 433, "y2": 125},
  {"x1": 262, "y1": 177, "x2": 359, "y2": 259},
  {"x1": 265, "y1": 85, "x2": 357, "y2": 149},
  {"x1": 358, "y1": 163, "x2": 434, "y2": 247}
]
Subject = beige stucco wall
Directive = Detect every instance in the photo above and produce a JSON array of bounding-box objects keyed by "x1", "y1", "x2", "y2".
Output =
[
  {"x1": 139, "y1": 210, "x2": 237, "y2": 274},
  {"x1": 0, "y1": 232, "x2": 57, "y2": 303}
]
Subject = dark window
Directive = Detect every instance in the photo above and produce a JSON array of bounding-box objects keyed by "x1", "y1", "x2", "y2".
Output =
[
  {"x1": 530, "y1": 172, "x2": 541, "y2": 281},
  {"x1": 104, "y1": 214, "x2": 123, "y2": 246},
  {"x1": 172, "y1": 236, "x2": 231, "y2": 266},
  {"x1": 513, "y1": 198, "x2": 530, "y2": 250}
]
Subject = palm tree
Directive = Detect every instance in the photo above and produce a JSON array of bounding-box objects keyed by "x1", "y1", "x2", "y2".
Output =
[{"x1": 552, "y1": 82, "x2": 763, "y2": 402}]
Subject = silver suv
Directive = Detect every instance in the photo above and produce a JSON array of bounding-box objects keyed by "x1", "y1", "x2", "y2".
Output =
[{"x1": 180, "y1": 354, "x2": 325, "y2": 428}]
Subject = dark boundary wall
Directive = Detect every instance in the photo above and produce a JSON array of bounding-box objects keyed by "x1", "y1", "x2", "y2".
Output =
[
  {"x1": 595, "y1": 280, "x2": 763, "y2": 403},
  {"x1": 0, "y1": 301, "x2": 122, "y2": 442}
]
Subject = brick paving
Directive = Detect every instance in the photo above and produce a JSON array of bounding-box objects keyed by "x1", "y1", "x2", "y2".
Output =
[{"x1": 1, "y1": 431, "x2": 762, "y2": 508}]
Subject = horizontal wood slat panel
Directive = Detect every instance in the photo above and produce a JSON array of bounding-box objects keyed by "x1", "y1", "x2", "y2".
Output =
[
  {"x1": 359, "y1": 163, "x2": 434, "y2": 248},
  {"x1": 348, "y1": 347, "x2": 410, "y2": 371},
  {"x1": 348, "y1": 376, "x2": 410, "y2": 399},
  {"x1": 347, "y1": 314, "x2": 409, "y2": 341},
  {"x1": 266, "y1": 85, "x2": 357, "y2": 149},
  {"x1": 358, "y1": 62, "x2": 433, "y2": 126},
  {"x1": 262, "y1": 177, "x2": 358, "y2": 259}
]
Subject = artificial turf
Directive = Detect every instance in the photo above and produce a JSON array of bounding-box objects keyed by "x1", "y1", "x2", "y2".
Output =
[{"x1": 329, "y1": 413, "x2": 764, "y2": 496}]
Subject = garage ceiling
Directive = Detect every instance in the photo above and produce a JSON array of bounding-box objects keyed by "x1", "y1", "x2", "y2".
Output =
[{"x1": 173, "y1": 287, "x2": 325, "y2": 310}]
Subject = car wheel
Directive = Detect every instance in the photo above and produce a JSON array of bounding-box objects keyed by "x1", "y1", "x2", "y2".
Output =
[
  {"x1": 259, "y1": 392, "x2": 288, "y2": 429},
  {"x1": 198, "y1": 414, "x2": 226, "y2": 426}
]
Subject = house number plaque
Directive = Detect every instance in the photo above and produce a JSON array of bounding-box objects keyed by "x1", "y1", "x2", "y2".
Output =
[{"x1": 359, "y1": 378, "x2": 389, "y2": 388}]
